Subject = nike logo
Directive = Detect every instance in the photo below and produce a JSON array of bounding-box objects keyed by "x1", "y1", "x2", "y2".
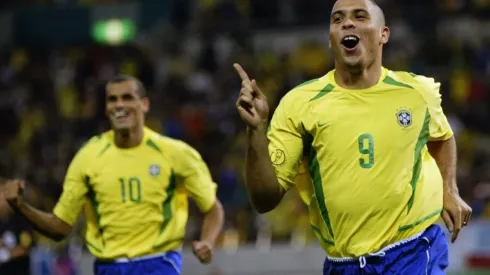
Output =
[{"x1": 318, "y1": 121, "x2": 331, "y2": 127}]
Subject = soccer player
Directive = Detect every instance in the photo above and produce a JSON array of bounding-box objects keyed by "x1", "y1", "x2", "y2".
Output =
[
  {"x1": 3, "y1": 75, "x2": 224, "y2": 275},
  {"x1": 234, "y1": 0, "x2": 472, "y2": 274}
]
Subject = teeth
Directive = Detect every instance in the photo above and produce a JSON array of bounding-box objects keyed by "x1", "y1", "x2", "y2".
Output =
[
  {"x1": 115, "y1": 110, "x2": 128, "y2": 119},
  {"x1": 343, "y1": 36, "x2": 358, "y2": 41}
]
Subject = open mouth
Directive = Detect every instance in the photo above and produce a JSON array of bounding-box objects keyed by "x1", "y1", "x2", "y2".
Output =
[
  {"x1": 114, "y1": 110, "x2": 129, "y2": 120},
  {"x1": 341, "y1": 35, "x2": 360, "y2": 50}
]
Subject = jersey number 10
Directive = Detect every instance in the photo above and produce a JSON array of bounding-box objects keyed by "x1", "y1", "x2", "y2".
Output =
[
  {"x1": 358, "y1": 134, "x2": 375, "y2": 169},
  {"x1": 119, "y1": 177, "x2": 142, "y2": 203}
]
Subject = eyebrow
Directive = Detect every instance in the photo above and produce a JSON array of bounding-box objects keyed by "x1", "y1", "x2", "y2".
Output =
[
  {"x1": 330, "y1": 10, "x2": 343, "y2": 18},
  {"x1": 330, "y1": 8, "x2": 369, "y2": 18}
]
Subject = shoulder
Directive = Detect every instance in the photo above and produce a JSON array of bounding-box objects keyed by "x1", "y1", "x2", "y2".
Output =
[
  {"x1": 278, "y1": 72, "x2": 335, "y2": 111},
  {"x1": 146, "y1": 129, "x2": 201, "y2": 159},
  {"x1": 387, "y1": 70, "x2": 440, "y2": 94},
  {"x1": 76, "y1": 131, "x2": 113, "y2": 157}
]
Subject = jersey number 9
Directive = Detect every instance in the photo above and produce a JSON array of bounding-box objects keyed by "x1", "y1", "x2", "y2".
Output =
[
  {"x1": 358, "y1": 134, "x2": 375, "y2": 169},
  {"x1": 119, "y1": 177, "x2": 142, "y2": 203}
]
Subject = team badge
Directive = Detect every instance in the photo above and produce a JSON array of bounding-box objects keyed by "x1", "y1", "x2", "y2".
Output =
[
  {"x1": 149, "y1": 164, "x2": 160, "y2": 177},
  {"x1": 270, "y1": 149, "x2": 286, "y2": 166},
  {"x1": 396, "y1": 109, "x2": 412, "y2": 128}
]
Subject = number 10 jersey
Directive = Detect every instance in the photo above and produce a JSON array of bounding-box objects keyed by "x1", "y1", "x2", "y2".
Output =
[{"x1": 53, "y1": 128, "x2": 217, "y2": 260}]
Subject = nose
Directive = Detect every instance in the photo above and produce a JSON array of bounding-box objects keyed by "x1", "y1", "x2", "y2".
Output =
[
  {"x1": 114, "y1": 99, "x2": 125, "y2": 109},
  {"x1": 342, "y1": 19, "x2": 355, "y2": 30}
]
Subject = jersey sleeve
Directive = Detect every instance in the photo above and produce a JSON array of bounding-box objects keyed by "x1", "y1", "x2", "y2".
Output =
[
  {"x1": 418, "y1": 77, "x2": 453, "y2": 141},
  {"x1": 267, "y1": 97, "x2": 304, "y2": 191},
  {"x1": 53, "y1": 148, "x2": 89, "y2": 226},
  {"x1": 174, "y1": 142, "x2": 217, "y2": 213}
]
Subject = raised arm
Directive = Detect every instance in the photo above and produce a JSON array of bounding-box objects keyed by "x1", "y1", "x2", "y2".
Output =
[
  {"x1": 234, "y1": 64, "x2": 304, "y2": 214},
  {"x1": 245, "y1": 124, "x2": 285, "y2": 213},
  {"x1": 233, "y1": 64, "x2": 285, "y2": 213},
  {"x1": 3, "y1": 179, "x2": 71, "y2": 241},
  {"x1": 3, "y1": 148, "x2": 90, "y2": 241},
  {"x1": 0, "y1": 189, "x2": 35, "y2": 264}
]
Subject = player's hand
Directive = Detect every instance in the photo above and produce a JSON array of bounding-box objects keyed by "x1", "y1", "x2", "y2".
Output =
[
  {"x1": 192, "y1": 240, "x2": 213, "y2": 264},
  {"x1": 233, "y1": 63, "x2": 269, "y2": 131},
  {"x1": 441, "y1": 190, "x2": 472, "y2": 243},
  {"x1": 3, "y1": 179, "x2": 25, "y2": 210}
]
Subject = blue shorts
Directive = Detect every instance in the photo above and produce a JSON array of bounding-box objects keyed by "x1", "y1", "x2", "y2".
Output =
[
  {"x1": 94, "y1": 251, "x2": 182, "y2": 275},
  {"x1": 323, "y1": 224, "x2": 449, "y2": 275}
]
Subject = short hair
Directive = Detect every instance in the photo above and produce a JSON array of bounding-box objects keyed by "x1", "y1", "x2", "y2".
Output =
[
  {"x1": 368, "y1": 0, "x2": 386, "y2": 26},
  {"x1": 106, "y1": 75, "x2": 147, "y2": 98}
]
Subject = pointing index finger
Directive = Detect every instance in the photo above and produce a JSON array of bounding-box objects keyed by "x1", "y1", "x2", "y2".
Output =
[{"x1": 233, "y1": 63, "x2": 250, "y2": 82}]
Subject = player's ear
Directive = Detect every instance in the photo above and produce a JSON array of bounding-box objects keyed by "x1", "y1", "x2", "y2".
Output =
[
  {"x1": 381, "y1": 26, "x2": 390, "y2": 45},
  {"x1": 142, "y1": 97, "x2": 150, "y2": 114}
]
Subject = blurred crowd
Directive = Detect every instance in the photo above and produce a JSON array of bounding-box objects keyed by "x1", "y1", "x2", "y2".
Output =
[{"x1": 0, "y1": 0, "x2": 489, "y2": 270}]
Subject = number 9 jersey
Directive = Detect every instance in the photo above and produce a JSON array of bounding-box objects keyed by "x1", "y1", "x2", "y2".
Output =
[
  {"x1": 53, "y1": 128, "x2": 217, "y2": 260},
  {"x1": 267, "y1": 68, "x2": 453, "y2": 258}
]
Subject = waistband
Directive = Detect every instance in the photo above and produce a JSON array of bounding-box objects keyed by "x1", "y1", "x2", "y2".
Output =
[
  {"x1": 96, "y1": 251, "x2": 179, "y2": 264},
  {"x1": 327, "y1": 230, "x2": 425, "y2": 263}
]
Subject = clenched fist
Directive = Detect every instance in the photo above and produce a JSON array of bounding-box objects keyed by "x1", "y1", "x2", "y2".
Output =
[
  {"x1": 192, "y1": 240, "x2": 213, "y2": 264},
  {"x1": 3, "y1": 179, "x2": 25, "y2": 210},
  {"x1": 234, "y1": 63, "x2": 269, "y2": 131}
]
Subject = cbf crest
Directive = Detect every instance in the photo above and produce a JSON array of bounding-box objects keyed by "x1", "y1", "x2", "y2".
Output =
[
  {"x1": 396, "y1": 109, "x2": 412, "y2": 128},
  {"x1": 149, "y1": 164, "x2": 160, "y2": 177}
]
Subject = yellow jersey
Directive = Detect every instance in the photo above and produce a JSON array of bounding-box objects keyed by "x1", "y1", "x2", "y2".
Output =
[
  {"x1": 53, "y1": 127, "x2": 217, "y2": 259},
  {"x1": 267, "y1": 68, "x2": 452, "y2": 257}
]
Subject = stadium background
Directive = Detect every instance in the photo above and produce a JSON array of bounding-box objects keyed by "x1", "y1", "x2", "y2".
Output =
[{"x1": 0, "y1": 0, "x2": 489, "y2": 274}]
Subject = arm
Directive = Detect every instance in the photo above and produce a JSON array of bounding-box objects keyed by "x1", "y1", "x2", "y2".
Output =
[
  {"x1": 420, "y1": 75, "x2": 471, "y2": 242},
  {"x1": 427, "y1": 136, "x2": 458, "y2": 194},
  {"x1": 427, "y1": 136, "x2": 471, "y2": 242},
  {"x1": 199, "y1": 199, "x2": 224, "y2": 245},
  {"x1": 11, "y1": 200, "x2": 71, "y2": 241},
  {"x1": 3, "y1": 180, "x2": 72, "y2": 241},
  {"x1": 246, "y1": 127, "x2": 286, "y2": 213},
  {"x1": 233, "y1": 64, "x2": 303, "y2": 213},
  {"x1": 175, "y1": 142, "x2": 224, "y2": 263},
  {"x1": 5, "y1": 149, "x2": 89, "y2": 241},
  {"x1": 247, "y1": 94, "x2": 304, "y2": 214}
]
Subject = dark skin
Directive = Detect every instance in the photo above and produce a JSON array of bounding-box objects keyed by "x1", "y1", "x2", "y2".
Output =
[
  {"x1": 3, "y1": 79, "x2": 225, "y2": 264},
  {"x1": 0, "y1": 186, "x2": 32, "y2": 261},
  {"x1": 105, "y1": 80, "x2": 149, "y2": 148},
  {"x1": 329, "y1": 0, "x2": 389, "y2": 88},
  {"x1": 427, "y1": 137, "x2": 472, "y2": 243},
  {"x1": 234, "y1": 0, "x2": 471, "y2": 242}
]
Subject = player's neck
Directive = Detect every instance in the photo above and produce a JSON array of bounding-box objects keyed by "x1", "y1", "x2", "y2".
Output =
[
  {"x1": 114, "y1": 126, "x2": 144, "y2": 148},
  {"x1": 334, "y1": 62, "x2": 382, "y2": 90}
]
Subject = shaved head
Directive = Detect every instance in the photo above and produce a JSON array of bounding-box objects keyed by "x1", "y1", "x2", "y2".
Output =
[
  {"x1": 329, "y1": 0, "x2": 390, "y2": 73},
  {"x1": 367, "y1": 0, "x2": 386, "y2": 27},
  {"x1": 333, "y1": 0, "x2": 386, "y2": 27}
]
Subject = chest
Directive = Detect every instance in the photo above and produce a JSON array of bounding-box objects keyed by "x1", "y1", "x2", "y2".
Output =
[
  {"x1": 304, "y1": 91, "x2": 428, "y2": 152},
  {"x1": 85, "y1": 150, "x2": 174, "y2": 203}
]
